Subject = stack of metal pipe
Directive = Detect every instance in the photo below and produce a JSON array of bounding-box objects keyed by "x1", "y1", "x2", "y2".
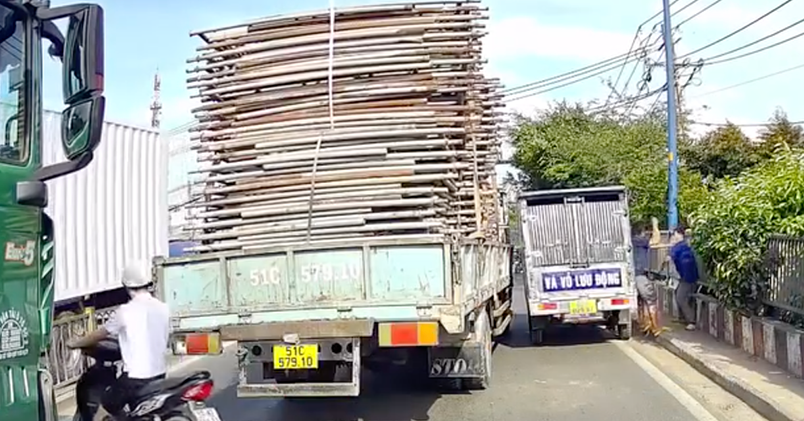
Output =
[{"x1": 181, "y1": 0, "x2": 505, "y2": 252}]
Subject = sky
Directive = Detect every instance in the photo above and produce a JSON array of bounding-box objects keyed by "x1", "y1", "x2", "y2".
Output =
[{"x1": 42, "y1": 0, "x2": 804, "y2": 149}]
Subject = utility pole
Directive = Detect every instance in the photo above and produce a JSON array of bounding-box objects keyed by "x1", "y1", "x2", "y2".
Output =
[
  {"x1": 661, "y1": 0, "x2": 679, "y2": 230},
  {"x1": 673, "y1": 42, "x2": 686, "y2": 141}
]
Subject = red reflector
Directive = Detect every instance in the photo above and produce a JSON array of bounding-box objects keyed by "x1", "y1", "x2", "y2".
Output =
[
  {"x1": 390, "y1": 323, "x2": 418, "y2": 345},
  {"x1": 185, "y1": 334, "x2": 209, "y2": 354},
  {"x1": 611, "y1": 299, "x2": 629, "y2": 306},
  {"x1": 540, "y1": 303, "x2": 558, "y2": 310},
  {"x1": 182, "y1": 381, "x2": 213, "y2": 401}
]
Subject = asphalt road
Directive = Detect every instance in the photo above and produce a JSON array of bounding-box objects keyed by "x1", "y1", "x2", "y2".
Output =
[{"x1": 58, "y1": 281, "x2": 767, "y2": 421}]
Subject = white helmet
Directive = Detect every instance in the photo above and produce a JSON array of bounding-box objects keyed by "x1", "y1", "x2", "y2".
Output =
[{"x1": 120, "y1": 259, "x2": 152, "y2": 289}]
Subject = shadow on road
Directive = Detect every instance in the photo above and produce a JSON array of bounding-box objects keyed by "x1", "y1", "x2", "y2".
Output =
[
  {"x1": 206, "y1": 367, "x2": 467, "y2": 421},
  {"x1": 496, "y1": 282, "x2": 614, "y2": 349},
  {"x1": 199, "y1": 272, "x2": 619, "y2": 420},
  {"x1": 497, "y1": 314, "x2": 613, "y2": 349}
]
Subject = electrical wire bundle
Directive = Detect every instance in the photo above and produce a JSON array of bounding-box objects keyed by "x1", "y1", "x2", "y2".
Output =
[{"x1": 502, "y1": 0, "x2": 804, "y2": 122}]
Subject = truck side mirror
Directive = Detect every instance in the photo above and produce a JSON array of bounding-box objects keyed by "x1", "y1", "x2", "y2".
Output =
[
  {"x1": 34, "y1": 4, "x2": 105, "y2": 181},
  {"x1": 62, "y1": 96, "x2": 105, "y2": 160},
  {"x1": 61, "y1": 4, "x2": 104, "y2": 158},
  {"x1": 62, "y1": 4, "x2": 104, "y2": 105}
]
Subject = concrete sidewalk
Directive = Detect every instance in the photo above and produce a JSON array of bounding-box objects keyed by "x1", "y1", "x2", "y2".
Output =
[{"x1": 655, "y1": 324, "x2": 804, "y2": 421}]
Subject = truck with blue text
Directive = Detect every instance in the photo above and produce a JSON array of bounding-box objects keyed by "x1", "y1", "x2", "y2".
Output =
[
  {"x1": 157, "y1": 1, "x2": 513, "y2": 397},
  {"x1": 519, "y1": 186, "x2": 636, "y2": 344},
  {"x1": 0, "y1": 1, "x2": 106, "y2": 419}
]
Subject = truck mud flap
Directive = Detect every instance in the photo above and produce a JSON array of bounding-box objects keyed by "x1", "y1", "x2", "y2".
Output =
[{"x1": 427, "y1": 343, "x2": 486, "y2": 379}]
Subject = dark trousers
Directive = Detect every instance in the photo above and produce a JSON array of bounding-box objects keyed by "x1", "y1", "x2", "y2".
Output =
[
  {"x1": 675, "y1": 281, "x2": 697, "y2": 323},
  {"x1": 104, "y1": 372, "x2": 166, "y2": 416}
]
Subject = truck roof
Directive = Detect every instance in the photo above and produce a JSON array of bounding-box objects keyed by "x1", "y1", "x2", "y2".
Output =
[{"x1": 518, "y1": 185, "x2": 627, "y2": 200}]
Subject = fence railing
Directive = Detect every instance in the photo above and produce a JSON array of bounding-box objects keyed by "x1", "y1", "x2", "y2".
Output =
[
  {"x1": 640, "y1": 233, "x2": 804, "y2": 324},
  {"x1": 49, "y1": 306, "x2": 119, "y2": 392},
  {"x1": 765, "y1": 235, "x2": 804, "y2": 319}
]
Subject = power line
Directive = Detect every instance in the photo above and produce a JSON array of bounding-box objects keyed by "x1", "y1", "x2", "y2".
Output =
[
  {"x1": 691, "y1": 61, "x2": 804, "y2": 98},
  {"x1": 690, "y1": 120, "x2": 804, "y2": 127},
  {"x1": 605, "y1": 33, "x2": 642, "y2": 105},
  {"x1": 700, "y1": 17, "x2": 804, "y2": 62},
  {"x1": 612, "y1": 29, "x2": 667, "y2": 107},
  {"x1": 703, "y1": 28, "x2": 804, "y2": 65},
  {"x1": 500, "y1": 52, "x2": 638, "y2": 95},
  {"x1": 617, "y1": 57, "x2": 644, "y2": 101},
  {"x1": 502, "y1": 0, "x2": 697, "y2": 96},
  {"x1": 674, "y1": 0, "x2": 723, "y2": 28},
  {"x1": 501, "y1": 0, "x2": 708, "y2": 101},
  {"x1": 589, "y1": 85, "x2": 667, "y2": 114},
  {"x1": 639, "y1": 0, "x2": 683, "y2": 27},
  {"x1": 678, "y1": 0, "x2": 794, "y2": 59},
  {"x1": 503, "y1": 54, "x2": 648, "y2": 102},
  {"x1": 645, "y1": 87, "x2": 667, "y2": 115},
  {"x1": 667, "y1": 0, "x2": 703, "y2": 24}
]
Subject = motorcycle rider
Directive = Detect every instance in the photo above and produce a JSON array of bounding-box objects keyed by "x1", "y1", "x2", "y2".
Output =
[{"x1": 67, "y1": 259, "x2": 171, "y2": 417}]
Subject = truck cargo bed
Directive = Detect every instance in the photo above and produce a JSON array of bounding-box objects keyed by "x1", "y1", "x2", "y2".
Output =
[{"x1": 156, "y1": 237, "x2": 510, "y2": 335}]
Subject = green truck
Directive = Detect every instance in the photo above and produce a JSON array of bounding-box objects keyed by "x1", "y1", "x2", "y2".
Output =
[{"x1": 0, "y1": 1, "x2": 105, "y2": 420}]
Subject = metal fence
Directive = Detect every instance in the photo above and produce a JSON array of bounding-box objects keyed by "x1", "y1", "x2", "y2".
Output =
[
  {"x1": 47, "y1": 311, "x2": 94, "y2": 390},
  {"x1": 765, "y1": 235, "x2": 804, "y2": 319},
  {"x1": 49, "y1": 306, "x2": 119, "y2": 391}
]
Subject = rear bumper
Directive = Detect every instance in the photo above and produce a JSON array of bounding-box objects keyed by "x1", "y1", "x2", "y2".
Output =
[
  {"x1": 238, "y1": 382, "x2": 360, "y2": 398},
  {"x1": 220, "y1": 319, "x2": 374, "y2": 341},
  {"x1": 238, "y1": 338, "x2": 362, "y2": 398},
  {"x1": 527, "y1": 295, "x2": 634, "y2": 317}
]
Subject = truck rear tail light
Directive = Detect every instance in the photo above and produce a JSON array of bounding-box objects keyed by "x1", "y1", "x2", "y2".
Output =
[
  {"x1": 182, "y1": 381, "x2": 214, "y2": 401},
  {"x1": 378, "y1": 322, "x2": 439, "y2": 347},
  {"x1": 611, "y1": 298, "x2": 629, "y2": 306},
  {"x1": 173, "y1": 332, "x2": 222, "y2": 355},
  {"x1": 538, "y1": 303, "x2": 558, "y2": 310}
]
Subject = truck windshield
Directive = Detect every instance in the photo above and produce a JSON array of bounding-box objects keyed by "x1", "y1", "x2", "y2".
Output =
[{"x1": 0, "y1": 4, "x2": 23, "y2": 164}]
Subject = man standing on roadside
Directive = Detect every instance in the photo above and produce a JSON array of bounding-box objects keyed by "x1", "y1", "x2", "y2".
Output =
[
  {"x1": 669, "y1": 225, "x2": 700, "y2": 331},
  {"x1": 633, "y1": 223, "x2": 661, "y2": 335}
]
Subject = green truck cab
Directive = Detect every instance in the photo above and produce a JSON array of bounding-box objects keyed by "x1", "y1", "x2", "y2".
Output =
[{"x1": 0, "y1": 1, "x2": 105, "y2": 420}]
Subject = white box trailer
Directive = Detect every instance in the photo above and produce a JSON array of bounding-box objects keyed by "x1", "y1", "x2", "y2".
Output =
[{"x1": 42, "y1": 109, "x2": 169, "y2": 308}]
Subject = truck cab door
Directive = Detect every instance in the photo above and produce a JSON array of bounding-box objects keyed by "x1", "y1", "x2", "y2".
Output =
[{"x1": 0, "y1": 6, "x2": 45, "y2": 419}]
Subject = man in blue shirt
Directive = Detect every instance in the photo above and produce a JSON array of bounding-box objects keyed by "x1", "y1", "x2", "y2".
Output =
[{"x1": 669, "y1": 225, "x2": 699, "y2": 331}]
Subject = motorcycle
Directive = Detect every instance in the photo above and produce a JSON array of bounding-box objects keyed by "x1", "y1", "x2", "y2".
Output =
[{"x1": 73, "y1": 338, "x2": 221, "y2": 421}]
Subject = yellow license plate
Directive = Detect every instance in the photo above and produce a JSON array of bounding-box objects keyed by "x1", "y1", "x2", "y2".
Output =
[
  {"x1": 273, "y1": 344, "x2": 319, "y2": 369},
  {"x1": 569, "y1": 300, "x2": 598, "y2": 315}
]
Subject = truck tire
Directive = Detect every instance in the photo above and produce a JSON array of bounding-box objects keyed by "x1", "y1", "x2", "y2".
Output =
[
  {"x1": 464, "y1": 308, "x2": 492, "y2": 390},
  {"x1": 529, "y1": 316, "x2": 546, "y2": 345},
  {"x1": 531, "y1": 328, "x2": 545, "y2": 345},
  {"x1": 617, "y1": 323, "x2": 632, "y2": 341}
]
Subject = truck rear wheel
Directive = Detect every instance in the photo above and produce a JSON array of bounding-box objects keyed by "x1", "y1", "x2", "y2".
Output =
[
  {"x1": 617, "y1": 322, "x2": 632, "y2": 340},
  {"x1": 464, "y1": 309, "x2": 492, "y2": 390}
]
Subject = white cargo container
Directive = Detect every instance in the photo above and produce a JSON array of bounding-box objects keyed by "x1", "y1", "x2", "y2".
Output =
[{"x1": 42, "y1": 110, "x2": 169, "y2": 304}]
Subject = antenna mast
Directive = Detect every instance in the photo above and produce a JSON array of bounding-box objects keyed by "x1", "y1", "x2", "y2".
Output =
[{"x1": 150, "y1": 69, "x2": 162, "y2": 129}]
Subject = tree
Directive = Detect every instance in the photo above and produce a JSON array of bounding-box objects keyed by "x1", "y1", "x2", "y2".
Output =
[
  {"x1": 756, "y1": 108, "x2": 804, "y2": 160},
  {"x1": 682, "y1": 122, "x2": 758, "y2": 181},
  {"x1": 510, "y1": 101, "x2": 707, "y2": 226},
  {"x1": 691, "y1": 149, "x2": 804, "y2": 313}
]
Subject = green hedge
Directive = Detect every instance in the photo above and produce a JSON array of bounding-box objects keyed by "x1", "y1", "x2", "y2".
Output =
[{"x1": 690, "y1": 148, "x2": 804, "y2": 313}]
